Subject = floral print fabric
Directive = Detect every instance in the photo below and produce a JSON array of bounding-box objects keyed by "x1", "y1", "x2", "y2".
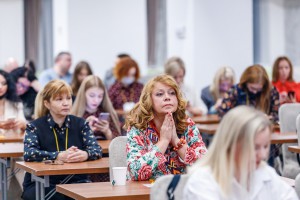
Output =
[{"x1": 126, "y1": 118, "x2": 207, "y2": 181}]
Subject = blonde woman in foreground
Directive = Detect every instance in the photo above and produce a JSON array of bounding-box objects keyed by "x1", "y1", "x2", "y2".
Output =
[{"x1": 183, "y1": 106, "x2": 298, "y2": 200}]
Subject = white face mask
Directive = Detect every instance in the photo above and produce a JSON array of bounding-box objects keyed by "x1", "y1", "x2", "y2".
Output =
[{"x1": 121, "y1": 76, "x2": 135, "y2": 85}]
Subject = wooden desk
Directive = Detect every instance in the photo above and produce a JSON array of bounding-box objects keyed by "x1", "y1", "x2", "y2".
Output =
[
  {"x1": 197, "y1": 123, "x2": 297, "y2": 144},
  {"x1": 271, "y1": 132, "x2": 297, "y2": 144},
  {"x1": 288, "y1": 145, "x2": 300, "y2": 166},
  {"x1": 197, "y1": 124, "x2": 218, "y2": 134},
  {"x1": 192, "y1": 114, "x2": 220, "y2": 124},
  {"x1": 288, "y1": 145, "x2": 300, "y2": 154},
  {"x1": 57, "y1": 181, "x2": 150, "y2": 200},
  {"x1": 98, "y1": 140, "x2": 111, "y2": 154},
  {"x1": 16, "y1": 158, "x2": 109, "y2": 200},
  {"x1": 0, "y1": 143, "x2": 24, "y2": 200},
  {"x1": 0, "y1": 131, "x2": 23, "y2": 143}
]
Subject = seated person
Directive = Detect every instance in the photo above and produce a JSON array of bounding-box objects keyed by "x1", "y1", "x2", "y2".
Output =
[
  {"x1": 22, "y1": 80, "x2": 102, "y2": 200},
  {"x1": 201, "y1": 66, "x2": 235, "y2": 114},
  {"x1": 165, "y1": 56, "x2": 207, "y2": 116},
  {"x1": 108, "y1": 57, "x2": 143, "y2": 112},
  {"x1": 10, "y1": 66, "x2": 38, "y2": 121},
  {"x1": 72, "y1": 75, "x2": 121, "y2": 140},
  {"x1": 272, "y1": 56, "x2": 299, "y2": 104},
  {"x1": 218, "y1": 64, "x2": 279, "y2": 122},
  {"x1": 125, "y1": 74, "x2": 207, "y2": 181},
  {"x1": 0, "y1": 69, "x2": 26, "y2": 130},
  {"x1": 184, "y1": 106, "x2": 297, "y2": 199},
  {"x1": 71, "y1": 61, "x2": 93, "y2": 98}
]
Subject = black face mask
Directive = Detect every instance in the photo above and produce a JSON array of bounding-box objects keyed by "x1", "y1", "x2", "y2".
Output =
[
  {"x1": 0, "y1": 94, "x2": 7, "y2": 100},
  {"x1": 248, "y1": 90, "x2": 261, "y2": 98}
]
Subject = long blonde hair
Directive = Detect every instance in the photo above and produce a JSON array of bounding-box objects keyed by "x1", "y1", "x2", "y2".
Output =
[
  {"x1": 34, "y1": 80, "x2": 72, "y2": 119},
  {"x1": 71, "y1": 75, "x2": 120, "y2": 134},
  {"x1": 209, "y1": 66, "x2": 235, "y2": 100},
  {"x1": 125, "y1": 74, "x2": 188, "y2": 133},
  {"x1": 189, "y1": 106, "x2": 271, "y2": 197}
]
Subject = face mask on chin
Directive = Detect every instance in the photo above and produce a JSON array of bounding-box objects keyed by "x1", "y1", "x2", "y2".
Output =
[
  {"x1": 121, "y1": 76, "x2": 135, "y2": 86},
  {"x1": 0, "y1": 94, "x2": 6, "y2": 100}
]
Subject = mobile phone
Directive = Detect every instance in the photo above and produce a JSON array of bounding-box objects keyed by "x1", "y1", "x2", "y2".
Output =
[
  {"x1": 288, "y1": 91, "x2": 295, "y2": 98},
  {"x1": 98, "y1": 113, "x2": 110, "y2": 121}
]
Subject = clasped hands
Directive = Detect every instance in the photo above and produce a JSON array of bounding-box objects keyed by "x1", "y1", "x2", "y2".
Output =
[
  {"x1": 160, "y1": 112, "x2": 180, "y2": 147},
  {"x1": 56, "y1": 146, "x2": 88, "y2": 163}
]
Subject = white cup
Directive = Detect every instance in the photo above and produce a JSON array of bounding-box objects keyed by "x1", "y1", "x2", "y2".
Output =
[{"x1": 112, "y1": 167, "x2": 127, "y2": 185}]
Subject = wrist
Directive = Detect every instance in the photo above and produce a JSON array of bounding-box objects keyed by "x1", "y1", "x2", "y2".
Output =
[
  {"x1": 173, "y1": 138, "x2": 186, "y2": 151},
  {"x1": 172, "y1": 137, "x2": 180, "y2": 147}
]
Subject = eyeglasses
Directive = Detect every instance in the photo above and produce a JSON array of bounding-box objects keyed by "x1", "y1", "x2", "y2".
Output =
[
  {"x1": 16, "y1": 82, "x2": 29, "y2": 90},
  {"x1": 43, "y1": 160, "x2": 64, "y2": 165}
]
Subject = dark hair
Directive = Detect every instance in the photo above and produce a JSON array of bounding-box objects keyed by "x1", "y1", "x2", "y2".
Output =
[
  {"x1": 24, "y1": 59, "x2": 36, "y2": 74},
  {"x1": 0, "y1": 69, "x2": 20, "y2": 103},
  {"x1": 71, "y1": 61, "x2": 93, "y2": 96},
  {"x1": 117, "y1": 53, "x2": 130, "y2": 59},
  {"x1": 10, "y1": 66, "x2": 36, "y2": 82},
  {"x1": 55, "y1": 52, "x2": 71, "y2": 63}
]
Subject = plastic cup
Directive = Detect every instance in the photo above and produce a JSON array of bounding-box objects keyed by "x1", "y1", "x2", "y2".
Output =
[{"x1": 112, "y1": 167, "x2": 127, "y2": 185}]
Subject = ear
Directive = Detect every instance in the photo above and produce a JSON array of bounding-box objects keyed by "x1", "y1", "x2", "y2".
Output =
[{"x1": 44, "y1": 100, "x2": 50, "y2": 110}]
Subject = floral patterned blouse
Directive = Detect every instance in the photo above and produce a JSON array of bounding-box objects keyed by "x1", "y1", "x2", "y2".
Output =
[
  {"x1": 218, "y1": 84, "x2": 280, "y2": 122},
  {"x1": 24, "y1": 114, "x2": 102, "y2": 161},
  {"x1": 108, "y1": 81, "x2": 143, "y2": 110},
  {"x1": 126, "y1": 118, "x2": 207, "y2": 181}
]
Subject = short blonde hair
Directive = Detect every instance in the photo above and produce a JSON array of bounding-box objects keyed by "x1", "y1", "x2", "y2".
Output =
[
  {"x1": 34, "y1": 80, "x2": 72, "y2": 119},
  {"x1": 189, "y1": 106, "x2": 271, "y2": 197},
  {"x1": 125, "y1": 74, "x2": 188, "y2": 133},
  {"x1": 209, "y1": 66, "x2": 235, "y2": 100},
  {"x1": 164, "y1": 56, "x2": 185, "y2": 77}
]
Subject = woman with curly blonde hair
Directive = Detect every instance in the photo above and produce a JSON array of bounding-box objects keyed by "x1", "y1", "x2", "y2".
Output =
[{"x1": 125, "y1": 74, "x2": 207, "y2": 181}]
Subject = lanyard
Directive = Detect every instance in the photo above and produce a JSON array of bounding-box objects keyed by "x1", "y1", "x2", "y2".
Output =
[{"x1": 52, "y1": 128, "x2": 68, "y2": 152}]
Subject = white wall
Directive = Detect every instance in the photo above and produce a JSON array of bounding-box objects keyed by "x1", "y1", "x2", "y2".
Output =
[
  {"x1": 53, "y1": 0, "x2": 69, "y2": 56},
  {"x1": 0, "y1": 0, "x2": 24, "y2": 68},
  {"x1": 53, "y1": 0, "x2": 147, "y2": 81},
  {"x1": 194, "y1": 0, "x2": 254, "y2": 93}
]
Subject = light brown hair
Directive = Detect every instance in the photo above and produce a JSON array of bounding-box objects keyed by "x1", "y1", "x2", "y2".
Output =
[
  {"x1": 239, "y1": 65, "x2": 272, "y2": 114},
  {"x1": 125, "y1": 74, "x2": 188, "y2": 133},
  {"x1": 272, "y1": 56, "x2": 294, "y2": 82},
  {"x1": 71, "y1": 61, "x2": 93, "y2": 96},
  {"x1": 71, "y1": 75, "x2": 121, "y2": 135}
]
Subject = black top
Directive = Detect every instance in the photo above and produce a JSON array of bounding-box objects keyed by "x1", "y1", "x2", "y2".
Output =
[{"x1": 23, "y1": 114, "x2": 102, "y2": 188}]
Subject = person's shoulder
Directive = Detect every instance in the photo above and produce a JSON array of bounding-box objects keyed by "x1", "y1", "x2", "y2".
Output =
[
  {"x1": 68, "y1": 115, "x2": 85, "y2": 124},
  {"x1": 186, "y1": 117, "x2": 196, "y2": 126},
  {"x1": 202, "y1": 85, "x2": 210, "y2": 92},
  {"x1": 40, "y1": 68, "x2": 53, "y2": 75},
  {"x1": 188, "y1": 166, "x2": 213, "y2": 183},
  {"x1": 30, "y1": 116, "x2": 47, "y2": 127},
  {"x1": 134, "y1": 82, "x2": 144, "y2": 88}
]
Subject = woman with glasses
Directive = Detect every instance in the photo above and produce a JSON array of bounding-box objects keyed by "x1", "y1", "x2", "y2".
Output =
[
  {"x1": 218, "y1": 65, "x2": 279, "y2": 122},
  {"x1": 11, "y1": 66, "x2": 38, "y2": 121}
]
